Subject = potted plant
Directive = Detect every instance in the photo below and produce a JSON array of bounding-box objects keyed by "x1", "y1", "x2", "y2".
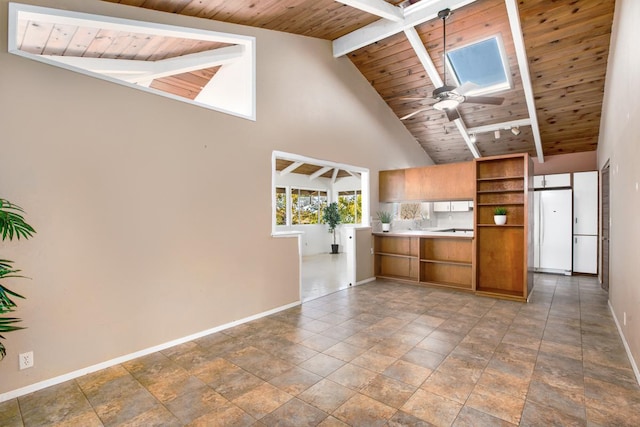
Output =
[
  {"x1": 377, "y1": 211, "x2": 392, "y2": 232},
  {"x1": 323, "y1": 202, "x2": 341, "y2": 254},
  {"x1": 0, "y1": 198, "x2": 36, "y2": 360},
  {"x1": 494, "y1": 207, "x2": 507, "y2": 225}
]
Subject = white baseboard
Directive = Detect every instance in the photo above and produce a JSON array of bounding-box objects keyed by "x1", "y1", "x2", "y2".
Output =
[
  {"x1": 608, "y1": 300, "x2": 640, "y2": 385},
  {"x1": 0, "y1": 300, "x2": 301, "y2": 403},
  {"x1": 356, "y1": 277, "x2": 376, "y2": 286}
]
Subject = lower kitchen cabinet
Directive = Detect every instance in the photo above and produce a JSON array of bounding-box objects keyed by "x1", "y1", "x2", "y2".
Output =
[
  {"x1": 574, "y1": 235, "x2": 598, "y2": 274},
  {"x1": 374, "y1": 236, "x2": 419, "y2": 281},
  {"x1": 374, "y1": 235, "x2": 473, "y2": 291},
  {"x1": 420, "y1": 238, "x2": 473, "y2": 290}
]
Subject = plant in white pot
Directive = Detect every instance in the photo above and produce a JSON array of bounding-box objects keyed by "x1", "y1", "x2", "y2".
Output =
[
  {"x1": 377, "y1": 211, "x2": 392, "y2": 232},
  {"x1": 494, "y1": 207, "x2": 507, "y2": 225},
  {"x1": 323, "y1": 202, "x2": 341, "y2": 254}
]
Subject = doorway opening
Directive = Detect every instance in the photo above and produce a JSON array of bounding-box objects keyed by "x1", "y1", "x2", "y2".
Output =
[{"x1": 271, "y1": 151, "x2": 370, "y2": 301}]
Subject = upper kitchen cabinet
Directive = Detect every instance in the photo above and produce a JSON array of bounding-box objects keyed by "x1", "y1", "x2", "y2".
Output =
[
  {"x1": 379, "y1": 162, "x2": 474, "y2": 202},
  {"x1": 433, "y1": 201, "x2": 472, "y2": 212},
  {"x1": 534, "y1": 173, "x2": 571, "y2": 189},
  {"x1": 379, "y1": 169, "x2": 405, "y2": 202}
]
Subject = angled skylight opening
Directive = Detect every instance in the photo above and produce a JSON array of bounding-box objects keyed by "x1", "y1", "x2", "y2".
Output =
[
  {"x1": 446, "y1": 35, "x2": 511, "y2": 97},
  {"x1": 7, "y1": 3, "x2": 256, "y2": 120}
]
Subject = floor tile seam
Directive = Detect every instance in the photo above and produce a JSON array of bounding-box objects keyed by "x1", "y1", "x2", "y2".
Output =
[
  {"x1": 72, "y1": 367, "x2": 164, "y2": 427},
  {"x1": 13, "y1": 395, "x2": 26, "y2": 427}
]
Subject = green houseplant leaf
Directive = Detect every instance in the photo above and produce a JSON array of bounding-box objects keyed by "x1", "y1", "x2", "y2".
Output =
[
  {"x1": 322, "y1": 202, "x2": 341, "y2": 245},
  {"x1": 493, "y1": 207, "x2": 507, "y2": 215},
  {"x1": 0, "y1": 198, "x2": 35, "y2": 361}
]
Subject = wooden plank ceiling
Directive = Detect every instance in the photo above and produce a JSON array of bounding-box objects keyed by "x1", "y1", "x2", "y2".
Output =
[
  {"x1": 16, "y1": 19, "x2": 230, "y2": 100},
  {"x1": 104, "y1": 0, "x2": 615, "y2": 164},
  {"x1": 276, "y1": 159, "x2": 353, "y2": 179}
]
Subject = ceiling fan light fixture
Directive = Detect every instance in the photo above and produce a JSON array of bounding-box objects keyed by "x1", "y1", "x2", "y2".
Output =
[
  {"x1": 511, "y1": 126, "x2": 521, "y2": 136},
  {"x1": 469, "y1": 133, "x2": 477, "y2": 143},
  {"x1": 494, "y1": 130, "x2": 501, "y2": 139},
  {"x1": 433, "y1": 99, "x2": 460, "y2": 111}
]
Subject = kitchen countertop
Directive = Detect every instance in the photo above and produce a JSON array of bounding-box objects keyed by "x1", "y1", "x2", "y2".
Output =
[{"x1": 373, "y1": 228, "x2": 474, "y2": 238}]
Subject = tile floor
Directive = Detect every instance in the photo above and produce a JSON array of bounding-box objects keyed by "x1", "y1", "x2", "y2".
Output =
[
  {"x1": 1, "y1": 274, "x2": 640, "y2": 426},
  {"x1": 302, "y1": 253, "x2": 349, "y2": 302}
]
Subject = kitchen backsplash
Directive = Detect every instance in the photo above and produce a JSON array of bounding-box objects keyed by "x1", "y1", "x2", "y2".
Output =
[{"x1": 434, "y1": 211, "x2": 474, "y2": 229}]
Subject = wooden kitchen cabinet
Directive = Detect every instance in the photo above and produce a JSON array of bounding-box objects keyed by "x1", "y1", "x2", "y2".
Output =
[
  {"x1": 474, "y1": 154, "x2": 533, "y2": 302},
  {"x1": 420, "y1": 162, "x2": 474, "y2": 200},
  {"x1": 379, "y1": 161, "x2": 474, "y2": 202},
  {"x1": 374, "y1": 234, "x2": 473, "y2": 290},
  {"x1": 379, "y1": 169, "x2": 405, "y2": 202},
  {"x1": 420, "y1": 238, "x2": 473, "y2": 290},
  {"x1": 374, "y1": 236, "x2": 419, "y2": 281}
]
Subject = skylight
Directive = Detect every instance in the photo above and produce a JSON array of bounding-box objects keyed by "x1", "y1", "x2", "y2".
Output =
[{"x1": 446, "y1": 36, "x2": 511, "y2": 96}]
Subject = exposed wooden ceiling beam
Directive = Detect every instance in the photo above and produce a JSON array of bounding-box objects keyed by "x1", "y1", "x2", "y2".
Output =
[
  {"x1": 310, "y1": 166, "x2": 333, "y2": 180},
  {"x1": 42, "y1": 45, "x2": 244, "y2": 85},
  {"x1": 403, "y1": 27, "x2": 443, "y2": 87},
  {"x1": 280, "y1": 161, "x2": 304, "y2": 176},
  {"x1": 453, "y1": 119, "x2": 481, "y2": 158},
  {"x1": 505, "y1": 0, "x2": 544, "y2": 162},
  {"x1": 332, "y1": 0, "x2": 477, "y2": 57},
  {"x1": 331, "y1": 168, "x2": 340, "y2": 184},
  {"x1": 335, "y1": 0, "x2": 404, "y2": 22},
  {"x1": 467, "y1": 118, "x2": 532, "y2": 135}
]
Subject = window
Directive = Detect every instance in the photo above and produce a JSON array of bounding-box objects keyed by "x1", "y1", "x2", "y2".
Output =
[
  {"x1": 8, "y1": 3, "x2": 256, "y2": 120},
  {"x1": 291, "y1": 189, "x2": 327, "y2": 225},
  {"x1": 338, "y1": 190, "x2": 362, "y2": 224},
  {"x1": 275, "y1": 187, "x2": 287, "y2": 225},
  {"x1": 445, "y1": 36, "x2": 511, "y2": 96}
]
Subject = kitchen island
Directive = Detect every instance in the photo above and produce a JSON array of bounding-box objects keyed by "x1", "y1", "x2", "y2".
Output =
[{"x1": 374, "y1": 230, "x2": 474, "y2": 291}]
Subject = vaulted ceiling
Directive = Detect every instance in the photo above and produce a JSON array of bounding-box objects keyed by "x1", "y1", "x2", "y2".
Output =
[{"x1": 102, "y1": 0, "x2": 615, "y2": 164}]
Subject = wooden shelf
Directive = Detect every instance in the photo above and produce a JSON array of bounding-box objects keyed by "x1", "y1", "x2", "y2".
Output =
[
  {"x1": 477, "y1": 202, "x2": 524, "y2": 206},
  {"x1": 477, "y1": 224, "x2": 524, "y2": 227},
  {"x1": 420, "y1": 259, "x2": 471, "y2": 267},
  {"x1": 375, "y1": 252, "x2": 416, "y2": 259},
  {"x1": 474, "y1": 154, "x2": 533, "y2": 302},
  {"x1": 375, "y1": 235, "x2": 473, "y2": 291},
  {"x1": 476, "y1": 189, "x2": 524, "y2": 194},
  {"x1": 476, "y1": 175, "x2": 525, "y2": 181}
]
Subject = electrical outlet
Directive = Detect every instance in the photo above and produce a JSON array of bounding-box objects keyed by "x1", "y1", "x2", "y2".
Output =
[{"x1": 19, "y1": 351, "x2": 34, "y2": 370}]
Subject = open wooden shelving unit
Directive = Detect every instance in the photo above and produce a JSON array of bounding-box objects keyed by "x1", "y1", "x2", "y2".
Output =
[
  {"x1": 420, "y1": 238, "x2": 473, "y2": 290},
  {"x1": 474, "y1": 153, "x2": 533, "y2": 301},
  {"x1": 374, "y1": 235, "x2": 420, "y2": 282},
  {"x1": 374, "y1": 235, "x2": 473, "y2": 291}
]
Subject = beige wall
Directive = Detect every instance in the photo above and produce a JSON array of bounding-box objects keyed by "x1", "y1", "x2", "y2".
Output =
[
  {"x1": 0, "y1": 1, "x2": 431, "y2": 395},
  {"x1": 596, "y1": 0, "x2": 640, "y2": 376}
]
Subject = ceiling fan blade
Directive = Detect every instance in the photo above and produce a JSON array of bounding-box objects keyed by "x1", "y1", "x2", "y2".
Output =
[
  {"x1": 464, "y1": 96, "x2": 504, "y2": 105},
  {"x1": 400, "y1": 108, "x2": 430, "y2": 120},
  {"x1": 445, "y1": 108, "x2": 460, "y2": 121}
]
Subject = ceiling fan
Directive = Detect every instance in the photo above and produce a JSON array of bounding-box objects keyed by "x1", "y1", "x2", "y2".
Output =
[{"x1": 401, "y1": 8, "x2": 504, "y2": 122}]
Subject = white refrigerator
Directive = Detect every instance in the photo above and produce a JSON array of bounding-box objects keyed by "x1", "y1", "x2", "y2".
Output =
[{"x1": 534, "y1": 189, "x2": 573, "y2": 274}]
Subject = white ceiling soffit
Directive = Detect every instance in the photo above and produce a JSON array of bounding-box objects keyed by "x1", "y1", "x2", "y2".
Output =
[
  {"x1": 7, "y1": 2, "x2": 256, "y2": 120},
  {"x1": 333, "y1": 0, "x2": 544, "y2": 162}
]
